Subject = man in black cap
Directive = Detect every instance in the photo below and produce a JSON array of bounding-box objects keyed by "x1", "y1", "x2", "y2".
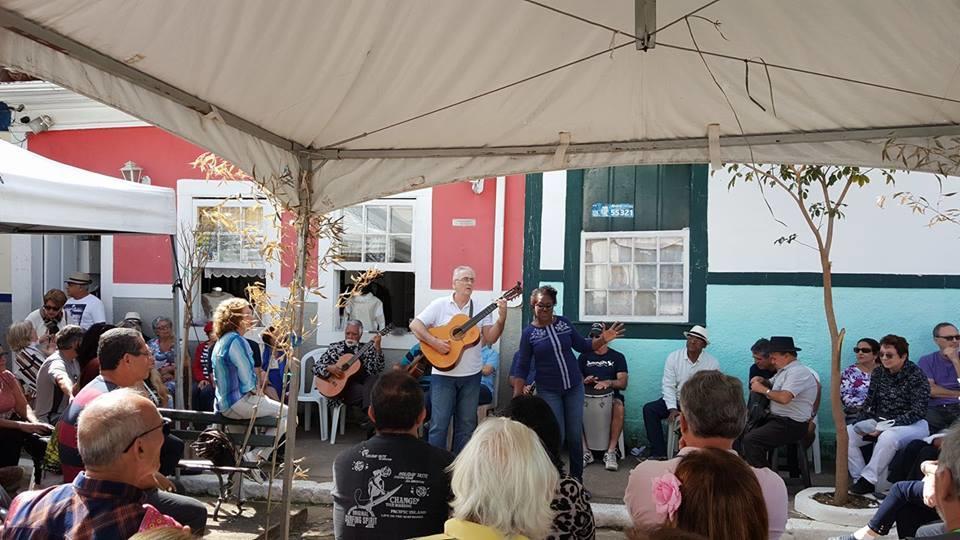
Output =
[{"x1": 741, "y1": 336, "x2": 819, "y2": 468}]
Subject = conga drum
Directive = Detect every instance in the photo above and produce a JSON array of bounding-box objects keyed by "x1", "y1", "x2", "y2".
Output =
[{"x1": 583, "y1": 387, "x2": 614, "y2": 452}]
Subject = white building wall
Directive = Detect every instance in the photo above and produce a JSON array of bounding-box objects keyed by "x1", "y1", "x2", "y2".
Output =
[{"x1": 708, "y1": 169, "x2": 960, "y2": 274}]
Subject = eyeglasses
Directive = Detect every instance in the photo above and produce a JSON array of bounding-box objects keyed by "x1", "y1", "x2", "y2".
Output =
[
  {"x1": 534, "y1": 303, "x2": 555, "y2": 311},
  {"x1": 937, "y1": 335, "x2": 960, "y2": 341},
  {"x1": 853, "y1": 347, "x2": 874, "y2": 354},
  {"x1": 129, "y1": 349, "x2": 152, "y2": 358},
  {"x1": 880, "y1": 352, "x2": 900, "y2": 360},
  {"x1": 42, "y1": 304, "x2": 61, "y2": 312},
  {"x1": 122, "y1": 421, "x2": 167, "y2": 453},
  {"x1": 455, "y1": 277, "x2": 475, "y2": 283}
]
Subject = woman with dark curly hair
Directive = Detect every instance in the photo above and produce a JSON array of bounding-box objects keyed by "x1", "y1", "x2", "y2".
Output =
[{"x1": 505, "y1": 394, "x2": 595, "y2": 540}]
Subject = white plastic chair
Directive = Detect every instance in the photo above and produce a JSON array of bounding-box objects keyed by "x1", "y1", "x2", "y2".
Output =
[
  {"x1": 298, "y1": 348, "x2": 325, "y2": 434},
  {"x1": 666, "y1": 416, "x2": 680, "y2": 459},
  {"x1": 326, "y1": 396, "x2": 346, "y2": 444},
  {"x1": 810, "y1": 414, "x2": 822, "y2": 474}
]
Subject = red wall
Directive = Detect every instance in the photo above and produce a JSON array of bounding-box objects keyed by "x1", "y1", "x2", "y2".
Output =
[
  {"x1": 430, "y1": 179, "x2": 497, "y2": 289},
  {"x1": 28, "y1": 127, "x2": 205, "y2": 284},
  {"x1": 502, "y1": 175, "x2": 526, "y2": 288}
]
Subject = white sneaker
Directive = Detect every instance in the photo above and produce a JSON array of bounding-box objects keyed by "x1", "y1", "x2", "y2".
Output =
[
  {"x1": 603, "y1": 451, "x2": 618, "y2": 471},
  {"x1": 583, "y1": 451, "x2": 595, "y2": 467}
]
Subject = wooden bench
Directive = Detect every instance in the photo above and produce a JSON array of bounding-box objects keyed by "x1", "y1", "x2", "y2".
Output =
[{"x1": 158, "y1": 408, "x2": 283, "y2": 519}]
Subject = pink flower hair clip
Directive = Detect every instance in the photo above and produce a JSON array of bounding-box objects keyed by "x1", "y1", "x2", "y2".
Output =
[{"x1": 651, "y1": 472, "x2": 682, "y2": 520}]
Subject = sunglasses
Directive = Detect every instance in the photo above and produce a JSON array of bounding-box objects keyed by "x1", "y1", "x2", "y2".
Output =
[
  {"x1": 880, "y1": 352, "x2": 900, "y2": 360},
  {"x1": 853, "y1": 347, "x2": 874, "y2": 354},
  {"x1": 937, "y1": 335, "x2": 960, "y2": 342},
  {"x1": 42, "y1": 304, "x2": 61, "y2": 312},
  {"x1": 534, "y1": 303, "x2": 555, "y2": 311},
  {"x1": 122, "y1": 420, "x2": 167, "y2": 453}
]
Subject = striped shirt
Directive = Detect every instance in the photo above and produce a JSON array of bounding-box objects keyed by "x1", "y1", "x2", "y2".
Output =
[
  {"x1": 2, "y1": 472, "x2": 147, "y2": 540},
  {"x1": 212, "y1": 332, "x2": 256, "y2": 413},
  {"x1": 57, "y1": 375, "x2": 118, "y2": 482},
  {"x1": 514, "y1": 316, "x2": 592, "y2": 392}
]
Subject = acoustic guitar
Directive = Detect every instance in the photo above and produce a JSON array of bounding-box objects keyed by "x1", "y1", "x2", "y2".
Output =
[
  {"x1": 420, "y1": 282, "x2": 522, "y2": 371},
  {"x1": 315, "y1": 325, "x2": 393, "y2": 399}
]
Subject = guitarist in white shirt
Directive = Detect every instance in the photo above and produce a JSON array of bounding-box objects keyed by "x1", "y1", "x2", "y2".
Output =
[
  {"x1": 410, "y1": 266, "x2": 507, "y2": 453},
  {"x1": 314, "y1": 320, "x2": 385, "y2": 409}
]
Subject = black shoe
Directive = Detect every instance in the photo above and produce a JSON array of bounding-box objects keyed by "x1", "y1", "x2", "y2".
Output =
[{"x1": 849, "y1": 477, "x2": 875, "y2": 495}]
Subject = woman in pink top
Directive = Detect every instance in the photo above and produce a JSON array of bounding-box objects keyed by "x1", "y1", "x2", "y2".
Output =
[{"x1": 0, "y1": 370, "x2": 54, "y2": 486}]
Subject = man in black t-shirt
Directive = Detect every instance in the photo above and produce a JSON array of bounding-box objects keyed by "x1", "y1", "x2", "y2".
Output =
[
  {"x1": 579, "y1": 323, "x2": 629, "y2": 472},
  {"x1": 332, "y1": 371, "x2": 453, "y2": 539}
]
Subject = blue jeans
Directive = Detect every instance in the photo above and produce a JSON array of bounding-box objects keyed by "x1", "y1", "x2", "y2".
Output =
[
  {"x1": 540, "y1": 383, "x2": 585, "y2": 481},
  {"x1": 429, "y1": 372, "x2": 481, "y2": 453},
  {"x1": 867, "y1": 480, "x2": 940, "y2": 537}
]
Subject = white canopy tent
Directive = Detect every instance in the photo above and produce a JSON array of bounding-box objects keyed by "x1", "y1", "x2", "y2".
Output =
[
  {"x1": 3, "y1": 2, "x2": 959, "y2": 531},
  {"x1": 0, "y1": 138, "x2": 176, "y2": 234}
]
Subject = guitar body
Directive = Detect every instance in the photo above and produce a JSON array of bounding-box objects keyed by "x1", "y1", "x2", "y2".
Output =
[
  {"x1": 422, "y1": 314, "x2": 482, "y2": 371},
  {"x1": 315, "y1": 353, "x2": 364, "y2": 398}
]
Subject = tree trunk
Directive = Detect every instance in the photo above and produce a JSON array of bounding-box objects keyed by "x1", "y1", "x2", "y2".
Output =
[{"x1": 821, "y1": 255, "x2": 850, "y2": 505}]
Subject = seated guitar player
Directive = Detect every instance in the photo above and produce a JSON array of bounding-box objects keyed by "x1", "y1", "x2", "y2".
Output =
[{"x1": 313, "y1": 320, "x2": 385, "y2": 411}]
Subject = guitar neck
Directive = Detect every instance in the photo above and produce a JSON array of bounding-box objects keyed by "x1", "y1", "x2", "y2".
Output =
[{"x1": 459, "y1": 300, "x2": 502, "y2": 334}]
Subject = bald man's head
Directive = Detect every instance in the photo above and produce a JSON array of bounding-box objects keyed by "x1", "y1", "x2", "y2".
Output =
[{"x1": 78, "y1": 389, "x2": 164, "y2": 477}]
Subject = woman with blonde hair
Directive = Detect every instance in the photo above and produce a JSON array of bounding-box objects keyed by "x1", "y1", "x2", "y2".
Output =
[
  {"x1": 6, "y1": 321, "x2": 45, "y2": 402},
  {"x1": 650, "y1": 448, "x2": 767, "y2": 540},
  {"x1": 211, "y1": 298, "x2": 289, "y2": 466},
  {"x1": 421, "y1": 417, "x2": 559, "y2": 540}
]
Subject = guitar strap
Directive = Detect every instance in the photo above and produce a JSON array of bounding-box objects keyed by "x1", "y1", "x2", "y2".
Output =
[{"x1": 469, "y1": 299, "x2": 473, "y2": 317}]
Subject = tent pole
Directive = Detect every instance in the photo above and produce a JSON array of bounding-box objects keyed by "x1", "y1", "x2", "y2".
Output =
[
  {"x1": 170, "y1": 234, "x2": 185, "y2": 411},
  {"x1": 281, "y1": 158, "x2": 312, "y2": 538}
]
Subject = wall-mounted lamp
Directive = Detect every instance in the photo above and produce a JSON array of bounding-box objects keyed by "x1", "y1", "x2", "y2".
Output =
[
  {"x1": 120, "y1": 160, "x2": 152, "y2": 184},
  {"x1": 469, "y1": 178, "x2": 485, "y2": 195},
  {"x1": 21, "y1": 114, "x2": 54, "y2": 134}
]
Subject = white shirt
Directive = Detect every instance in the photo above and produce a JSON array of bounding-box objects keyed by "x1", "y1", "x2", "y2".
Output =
[
  {"x1": 415, "y1": 294, "x2": 495, "y2": 377},
  {"x1": 63, "y1": 293, "x2": 106, "y2": 331},
  {"x1": 769, "y1": 360, "x2": 819, "y2": 423},
  {"x1": 25, "y1": 309, "x2": 67, "y2": 339},
  {"x1": 661, "y1": 348, "x2": 720, "y2": 409}
]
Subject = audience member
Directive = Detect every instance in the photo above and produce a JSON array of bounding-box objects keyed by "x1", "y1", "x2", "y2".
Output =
[
  {"x1": 33, "y1": 325, "x2": 83, "y2": 424},
  {"x1": 653, "y1": 448, "x2": 769, "y2": 540},
  {"x1": 742, "y1": 336, "x2": 818, "y2": 469},
  {"x1": 314, "y1": 320, "x2": 384, "y2": 412},
  {"x1": 919, "y1": 322, "x2": 960, "y2": 434},
  {"x1": 56, "y1": 328, "x2": 207, "y2": 533},
  {"x1": 848, "y1": 334, "x2": 930, "y2": 495},
  {"x1": 642, "y1": 325, "x2": 718, "y2": 460},
  {"x1": 212, "y1": 298, "x2": 289, "y2": 463},
  {"x1": 505, "y1": 394, "x2": 596, "y2": 540},
  {"x1": 148, "y1": 317, "x2": 177, "y2": 398},
  {"x1": 332, "y1": 371, "x2": 453, "y2": 539},
  {"x1": 191, "y1": 322, "x2": 216, "y2": 412},
  {"x1": 23, "y1": 289, "x2": 68, "y2": 347},
  {"x1": 0, "y1": 369, "x2": 52, "y2": 486},
  {"x1": 419, "y1": 417, "x2": 559, "y2": 540},
  {"x1": 513, "y1": 285, "x2": 623, "y2": 480},
  {"x1": 749, "y1": 338, "x2": 777, "y2": 381},
  {"x1": 75, "y1": 322, "x2": 115, "y2": 390},
  {"x1": 398, "y1": 342, "x2": 431, "y2": 422},
  {"x1": 479, "y1": 345, "x2": 498, "y2": 407},
  {"x1": 842, "y1": 338, "x2": 880, "y2": 423},
  {"x1": 580, "y1": 322, "x2": 629, "y2": 472},
  {"x1": 4, "y1": 390, "x2": 195, "y2": 538},
  {"x1": 62, "y1": 272, "x2": 106, "y2": 331},
  {"x1": 625, "y1": 370, "x2": 787, "y2": 539},
  {"x1": 5, "y1": 321, "x2": 44, "y2": 402},
  {"x1": 930, "y1": 428, "x2": 960, "y2": 538},
  {"x1": 261, "y1": 326, "x2": 290, "y2": 401}
]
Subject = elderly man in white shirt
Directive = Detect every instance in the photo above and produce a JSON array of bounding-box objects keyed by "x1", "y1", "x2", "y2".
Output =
[{"x1": 641, "y1": 325, "x2": 719, "y2": 459}]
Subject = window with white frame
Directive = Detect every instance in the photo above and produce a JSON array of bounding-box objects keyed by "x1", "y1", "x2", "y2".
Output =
[
  {"x1": 580, "y1": 230, "x2": 689, "y2": 322},
  {"x1": 195, "y1": 201, "x2": 267, "y2": 267},
  {"x1": 339, "y1": 201, "x2": 413, "y2": 267}
]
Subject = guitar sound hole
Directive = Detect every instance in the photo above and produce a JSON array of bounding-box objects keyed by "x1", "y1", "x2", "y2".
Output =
[{"x1": 451, "y1": 328, "x2": 463, "y2": 340}]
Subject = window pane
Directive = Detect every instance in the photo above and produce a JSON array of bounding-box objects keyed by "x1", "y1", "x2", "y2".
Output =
[
  {"x1": 219, "y1": 234, "x2": 241, "y2": 263},
  {"x1": 659, "y1": 264, "x2": 685, "y2": 289},
  {"x1": 221, "y1": 207, "x2": 242, "y2": 229},
  {"x1": 342, "y1": 207, "x2": 363, "y2": 234},
  {"x1": 584, "y1": 239, "x2": 608, "y2": 263},
  {"x1": 243, "y1": 206, "x2": 263, "y2": 231},
  {"x1": 366, "y1": 206, "x2": 387, "y2": 234},
  {"x1": 197, "y1": 209, "x2": 217, "y2": 232},
  {"x1": 659, "y1": 292, "x2": 684, "y2": 316},
  {"x1": 341, "y1": 233, "x2": 362, "y2": 261},
  {"x1": 610, "y1": 238, "x2": 632, "y2": 263},
  {"x1": 633, "y1": 237, "x2": 657, "y2": 262},
  {"x1": 634, "y1": 291, "x2": 656, "y2": 316},
  {"x1": 390, "y1": 206, "x2": 413, "y2": 234},
  {"x1": 609, "y1": 265, "x2": 631, "y2": 289},
  {"x1": 609, "y1": 291, "x2": 633, "y2": 316},
  {"x1": 661, "y1": 237, "x2": 684, "y2": 262},
  {"x1": 584, "y1": 264, "x2": 609, "y2": 290},
  {"x1": 634, "y1": 265, "x2": 657, "y2": 289},
  {"x1": 584, "y1": 291, "x2": 607, "y2": 316},
  {"x1": 389, "y1": 235, "x2": 412, "y2": 263},
  {"x1": 242, "y1": 244, "x2": 262, "y2": 262},
  {"x1": 364, "y1": 235, "x2": 386, "y2": 262},
  {"x1": 198, "y1": 232, "x2": 217, "y2": 261}
]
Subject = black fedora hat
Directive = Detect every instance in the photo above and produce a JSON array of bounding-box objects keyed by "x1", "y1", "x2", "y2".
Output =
[{"x1": 768, "y1": 336, "x2": 802, "y2": 353}]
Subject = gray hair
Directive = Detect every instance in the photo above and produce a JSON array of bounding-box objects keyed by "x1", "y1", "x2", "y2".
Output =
[
  {"x1": 679, "y1": 370, "x2": 746, "y2": 439},
  {"x1": 77, "y1": 389, "x2": 153, "y2": 468},
  {"x1": 98, "y1": 328, "x2": 145, "y2": 371},
  {"x1": 345, "y1": 319, "x2": 364, "y2": 333},
  {"x1": 151, "y1": 316, "x2": 173, "y2": 331},
  {"x1": 452, "y1": 265, "x2": 475, "y2": 280},
  {"x1": 55, "y1": 325, "x2": 85, "y2": 351},
  {"x1": 939, "y1": 427, "x2": 960, "y2": 496}
]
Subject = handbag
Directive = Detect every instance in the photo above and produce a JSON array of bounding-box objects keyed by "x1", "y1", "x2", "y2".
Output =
[{"x1": 190, "y1": 428, "x2": 238, "y2": 467}]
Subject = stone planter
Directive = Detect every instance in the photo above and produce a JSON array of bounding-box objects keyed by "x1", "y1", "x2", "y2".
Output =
[{"x1": 793, "y1": 487, "x2": 880, "y2": 527}]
